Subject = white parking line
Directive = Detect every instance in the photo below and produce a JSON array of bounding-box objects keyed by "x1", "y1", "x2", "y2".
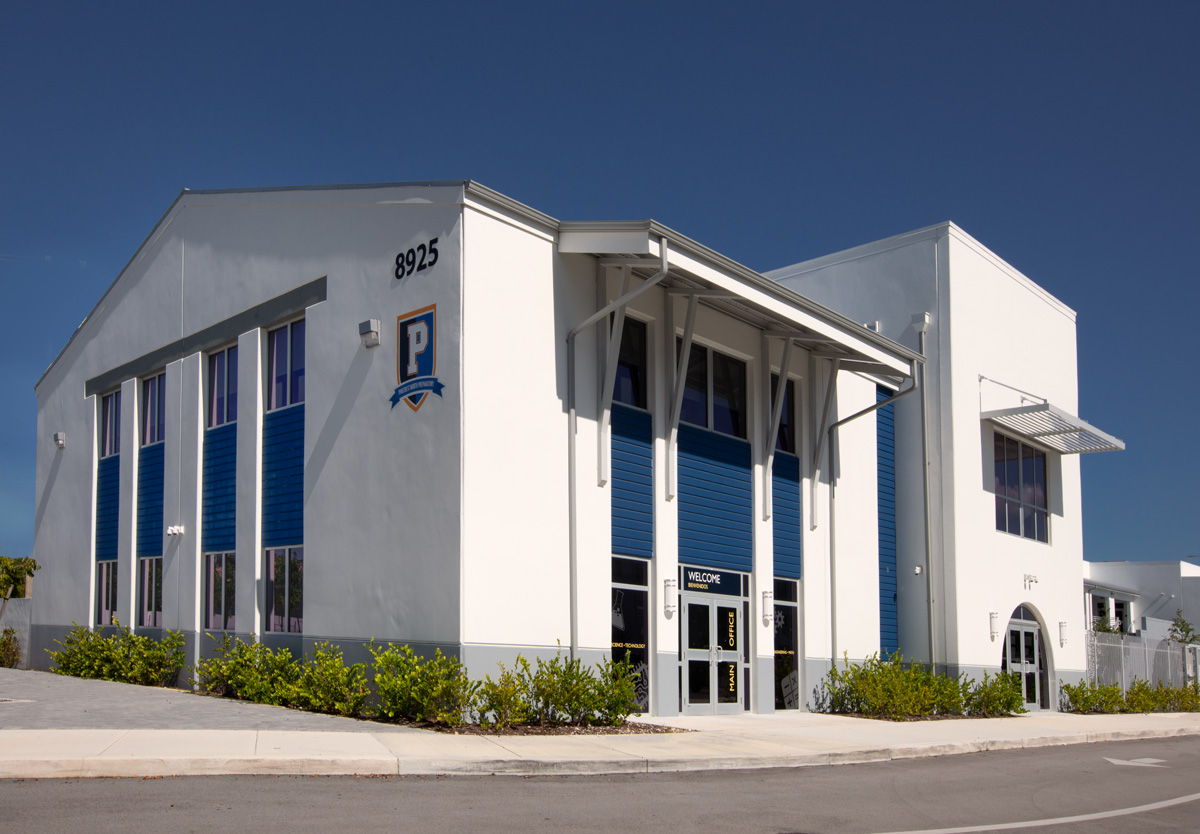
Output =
[{"x1": 872, "y1": 789, "x2": 1200, "y2": 834}]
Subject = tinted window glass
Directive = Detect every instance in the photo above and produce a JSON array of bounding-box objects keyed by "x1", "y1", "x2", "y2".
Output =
[
  {"x1": 712, "y1": 352, "x2": 746, "y2": 438},
  {"x1": 679, "y1": 340, "x2": 708, "y2": 427},
  {"x1": 613, "y1": 318, "x2": 647, "y2": 410}
]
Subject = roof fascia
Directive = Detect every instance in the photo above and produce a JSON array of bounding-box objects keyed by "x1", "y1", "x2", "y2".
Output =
[{"x1": 35, "y1": 188, "x2": 191, "y2": 392}]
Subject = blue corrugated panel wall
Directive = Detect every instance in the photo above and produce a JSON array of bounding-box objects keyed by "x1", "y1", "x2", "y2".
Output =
[
  {"x1": 136, "y1": 443, "x2": 165, "y2": 557},
  {"x1": 262, "y1": 405, "x2": 304, "y2": 547},
  {"x1": 877, "y1": 386, "x2": 898, "y2": 657},
  {"x1": 202, "y1": 423, "x2": 237, "y2": 552},
  {"x1": 95, "y1": 456, "x2": 120, "y2": 561},
  {"x1": 611, "y1": 404, "x2": 653, "y2": 558},
  {"x1": 678, "y1": 424, "x2": 752, "y2": 572},
  {"x1": 772, "y1": 453, "x2": 802, "y2": 578}
]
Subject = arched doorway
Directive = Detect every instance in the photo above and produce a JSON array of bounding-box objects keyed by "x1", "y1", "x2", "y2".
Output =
[{"x1": 1000, "y1": 605, "x2": 1050, "y2": 710}]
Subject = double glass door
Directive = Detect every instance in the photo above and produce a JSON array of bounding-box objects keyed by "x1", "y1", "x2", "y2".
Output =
[
  {"x1": 681, "y1": 594, "x2": 742, "y2": 714},
  {"x1": 1006, "y1": 624, "x2": 1042, "y2": 710}
]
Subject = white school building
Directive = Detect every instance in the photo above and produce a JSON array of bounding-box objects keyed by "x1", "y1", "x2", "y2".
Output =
[{"x1": 31, "y1": 183, "x2": 1121, "y2": 713}]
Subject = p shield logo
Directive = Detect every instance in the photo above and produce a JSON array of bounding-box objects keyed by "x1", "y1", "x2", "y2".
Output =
[{"x1": 392, "y1": 305, "x2": 445, "y2": 412}]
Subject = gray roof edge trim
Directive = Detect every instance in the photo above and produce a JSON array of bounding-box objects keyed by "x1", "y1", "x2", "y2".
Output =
[
  {"x1": 35, "y1": 188, "x2": 192, "y2": 392},
  {"x1": 559, "y1": 218, "x2": 921, "y2": 366},
  {"x1": 463, "y1": 181, "x2": 560, "y2": 233},
  {"x1": 643, "y1": 220, "x2": 924, "y2": 367},
  {"x1": 180, "y1": 180, "x2": 471, "y2": 197},
  {"x1": 1083, "y1": 579, "x2": 1141, "y2": 598}
]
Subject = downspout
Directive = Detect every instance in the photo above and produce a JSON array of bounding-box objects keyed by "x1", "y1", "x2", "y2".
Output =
[
  {"x1": 566, "y1": 245, "x2": 669, "y2": 660},
  {"x1": 917, "y1": 314, "x2": 935, "y2": 670},
  {"x1": 825, "y1": 372, "x2": 920, "y2": 665}
]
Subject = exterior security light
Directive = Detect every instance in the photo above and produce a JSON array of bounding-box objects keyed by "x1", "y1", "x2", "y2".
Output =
[
  {"x1": 166, "y1": 525, "x2": 186, "y2": 537},
  {"x1": 359, "y1": 319, "x2": 381, "y2": 348},
  {"x1": 53, "y1": 432, "x2": 66, "y2": 449},
  {"x1": 663, "y1": 578, "x2": 677, "y2": 617},
  {"x1": 762, "y1": 590, "x2": 774, "y2": 626},
  {"x1": 1059, "y1": 621, "x2": 1068, "y2": 648},
  {"x1": 989, "y1": 611, "x2": 1000, "y2": 641}
]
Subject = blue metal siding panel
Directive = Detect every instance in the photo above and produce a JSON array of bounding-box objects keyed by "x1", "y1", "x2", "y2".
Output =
[
  {"x1": 678, "y1": 424, "x2": 752, "y2": 572},
  {"x1": 772, "y1": 453, "x2": 802, "y2": 578},
  {"x1": 136, "y1": 444, "x2": 165, "y2": 557},
  {"x1": 202, "y1": 422, "x2": 238, "y2": 552},
  {"x1": 611, "y1": 404, "x2": 653, "y2": 558},
  {"x1": 95, "y1": 455, "x2": 120, "y2": 561},
  {"x1": 262, "y1": 405, "x2": 304, "y2": 547},
  {"x1": 877, "y1": 387, "x2": 898, "y2": 656}
]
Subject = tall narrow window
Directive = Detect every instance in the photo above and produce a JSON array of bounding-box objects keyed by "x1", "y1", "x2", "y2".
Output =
[
  {"x1": 611, "y1": 556, "x2": 650, "y2": 712},
  {"x1": 613, "y1": 317, "x2": 648, "y2": 410},
  {"x1": 771, "y1": 374, "x2": 796, "y2": 454},
  {"x1": 678, "y1": 339, "x2": 708, "y2": 428},
  {"x1": 208, "y1": 345, "x2": 239, "y2": 427},
  {"x1": 265, "y1": 547, "x2": 303, "y2": 633},
  {"x1": 205, "y1": 552, "x2": 236, "y2": 631},
  {"x1": 773, "y1": 578, "x2": 800, "y2": 709},
  {"x1": 267, "y1": 321, "x2": 305, "y2": 411},
  {"x1": 100, "y1": 391, "x2": 121, "y2": 457},
  {"x1": 994, "y1": 432, "x2": 1048, "y2": 542},
  {"x1": 96, "y1": 562, "x2": 118, "y2": 625},
  {"x1": 138, "y1": 556, "x2": 162, "y2": 627},
  {"x1": 141, "y1": 373, "x2": 166, "y2": 445}
]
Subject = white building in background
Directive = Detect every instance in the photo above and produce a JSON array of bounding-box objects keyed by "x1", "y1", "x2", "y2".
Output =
[
  {"x1": 767, "y1": 222, "x2": 1124, "y2": 710},
  {"x1": 1085, "y1": 561, "x2": 1200, "y2": 639},
  {"x1": 32, "y1": 182, "x2": 923, "y2": 716}
]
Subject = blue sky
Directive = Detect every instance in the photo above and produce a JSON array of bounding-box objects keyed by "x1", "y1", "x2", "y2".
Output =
[{"x1": 1, "y1": 2, "x2": 1196, "y2": 562}]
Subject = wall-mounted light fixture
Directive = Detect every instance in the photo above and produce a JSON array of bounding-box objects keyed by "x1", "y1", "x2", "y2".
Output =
[
  {"x1": 663, "y1": 578, "x2": 677, "y2": 617},
  {"x1": 989, "y1": 611, "x2": 1000, "y2": 641},
  {"x1": 53, "y1": 432, "x2": 66, "y2": 450},
  {"x1": 1059, "y1": 621, "x2": 1068, "y2": 648},
  {"x1": 359, "y1": 319, "x2": 381, "y2": 348},
  {"x1": 762, "y1": 589, "x2": 774, "y2": 626},
  {"x1": 166, "y1": 525, "x2": 186, "y2": 537}
]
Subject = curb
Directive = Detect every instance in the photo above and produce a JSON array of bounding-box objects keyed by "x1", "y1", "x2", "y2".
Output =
[{"x1": 3, "y1": 725, "x2": 1199, "y2": 779}]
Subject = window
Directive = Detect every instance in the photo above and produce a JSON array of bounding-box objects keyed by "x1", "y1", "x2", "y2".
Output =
[
  {"x1": 208, "y1": 346, "x2": 239, "y2": 427},
  {"x1": 267, "y1": 320, "x2": 305, "y2": 411},
  {"x1": 611, "y1": 556, "x2": 650, "y2": 712},
  {"x1": 138, "y1": 556, "x2": 162, "y2": 627},
  {"x1": 773, "y1": 578, "x2": 800, "y2": 709},
  {"x1": 676, "y1": 339, "x2": 747, "y2": 439},
  {"x1": 205, "y1": 552, "x2": 236, "y2": 631},
  {"x1": 265, "y1": 547, "x2": 303, "y2": 632},
  {"x1": 770, "y1": 374, "x2": 796, "y2": 454},
  {"x1": 612, "y1": 317, "x2": 648, "y2": 410},
  {"x1": 96, "y1": 561, "x2": 118, "y2": 625},
  {"x1": 1114, "y1": 600, "x2": 1129, "y2": 633},
  {"x1": 100, "y1": 391, "x2": 121, "y2": 457},
  {"x1": 994, "y1": 432, "x2": 1048, "y2": 542},
  {"x1": 141, "y1": 373, "x2": 166, "y2": 446}
]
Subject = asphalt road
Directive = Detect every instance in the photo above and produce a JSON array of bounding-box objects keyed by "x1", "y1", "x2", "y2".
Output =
[{"x1": 3, "y1": 737, "x2": 1199, "y2": 833}]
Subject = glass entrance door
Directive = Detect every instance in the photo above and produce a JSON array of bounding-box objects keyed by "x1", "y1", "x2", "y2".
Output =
[
  {"x1": 681, "y1": 594, "x2": 741, "y2": 715},
  {"x1": 1006, "y1": 624, "x2": 1041, "y2": 710}
]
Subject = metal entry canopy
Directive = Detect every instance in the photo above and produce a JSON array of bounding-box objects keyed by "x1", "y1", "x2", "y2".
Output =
[{"x1": 982, "y1": 402, "x2": 1125, "y2": 454}]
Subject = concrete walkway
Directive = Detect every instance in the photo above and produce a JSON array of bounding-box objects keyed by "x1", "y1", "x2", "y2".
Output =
[{"x1": 4, "y1": 668, "x2": 1200, "y2": 778}]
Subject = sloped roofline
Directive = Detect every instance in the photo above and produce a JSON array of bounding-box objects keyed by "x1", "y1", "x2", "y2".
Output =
[{"x1": 36, "y1": 180, "x2": 919, "y2": 391}]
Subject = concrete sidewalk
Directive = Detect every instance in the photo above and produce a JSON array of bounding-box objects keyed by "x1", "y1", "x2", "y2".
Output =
[{"x1": 4, "y1": 668, "x2": 1200, "y2": 778}]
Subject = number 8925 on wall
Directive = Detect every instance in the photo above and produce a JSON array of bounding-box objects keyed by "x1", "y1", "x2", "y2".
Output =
[{"x1": 394, "y1": 237, "x2": 439, "y2": 280}]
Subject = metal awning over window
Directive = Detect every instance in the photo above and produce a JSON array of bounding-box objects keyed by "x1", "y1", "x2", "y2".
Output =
[
  {"x1": 1084, "y1": 579, "x2": 1140, "y2": 600},
  {"x1": 983, "y1": 403, "x2": 1124, "y2": 454}
]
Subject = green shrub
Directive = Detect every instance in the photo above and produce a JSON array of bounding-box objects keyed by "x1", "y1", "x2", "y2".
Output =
[
  {"x1": 194, "y1": 635, "x2": 301, "y2": 705},
  {"x1": 370, "y1": 643, "x2": 478, "y2": 727},
  {"x1": 291, "y1": 642, "x2": 369, "y2": 717},
  {"x1": 1059, "y1": 679, "x2": 1124, "y2": 713},
  {"x1": 477, "y1": 661, "x2": 530, "y2": 730},
  {"x1": 521, "y1": 652, "x2": 600, "y2": 726},
  {"x1": 48, "y1": 620, "x2": 184, "y2": 686},
  {"x1": 1123, "y1": 678, "x2": 1160, "y2": 713},
  {"x1": 817, "y1": 653, "x2": 968, "y2": 720},
  {"x1": 965, "y1": 672, "x2": 1026, "y2": 717},
  {"x1": 0, "y1": 627, "x2": 19, "y2": 668},
  {"x1": 593, "y1": 651, "x2": 640, "y2": 727}
]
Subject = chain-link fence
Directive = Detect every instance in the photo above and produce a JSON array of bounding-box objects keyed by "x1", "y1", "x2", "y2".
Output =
[{"x1": 1086, "y1": 631, "x2": 1200, "y2": 692}]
